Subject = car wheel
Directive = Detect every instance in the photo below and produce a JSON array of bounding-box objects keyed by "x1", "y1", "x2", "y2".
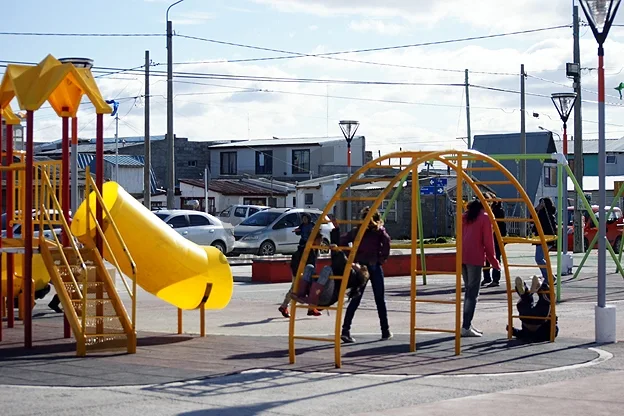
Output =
[
  {"x1": 614, "y1": 236, "x2": 622, "y2": 254},
  {"x1": 320, "y1": 238, "x2": 330, "y2": 254},
  {"x1": 211, "y1": 240, "x2": 226, "y2": 254},
  {"x1": 258, "y1": 240, "x2": 276, "y2": 256}
]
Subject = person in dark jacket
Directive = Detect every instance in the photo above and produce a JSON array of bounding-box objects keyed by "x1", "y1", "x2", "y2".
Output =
[
  {"x1": 532, "y1": 197, "x2": 556, "y2": 281},
  {"x1": 292, "y1": 223, "x2": 370, "y2": 307},
  {"x1": 340, "y1": 207, "x2": 392, "y2": 343},
  {"x1": 293, "y1": 213, "x2": 315, "y2": 249},
  {"x1": 482, "y1": 194, "x2": 506, "y2": 287},
  {"x1": 278, "y1": 234, "x2": 322, "y2": 318}
]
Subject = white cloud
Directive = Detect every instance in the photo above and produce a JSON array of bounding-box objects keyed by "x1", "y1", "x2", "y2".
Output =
[
  {"x1": 349, "y1": 19, "x2": 405, "y2": 36},
  {"x1": 172, "y1": 11, "x2": 215, "y2": 25},
  {"x1": 308, "y1": 25, "x2": 318, "y2": 31}
]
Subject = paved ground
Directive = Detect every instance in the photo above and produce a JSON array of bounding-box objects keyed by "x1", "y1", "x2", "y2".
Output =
[{"x1": 1, "y1": 244, "x2": 624, "y2": 415}]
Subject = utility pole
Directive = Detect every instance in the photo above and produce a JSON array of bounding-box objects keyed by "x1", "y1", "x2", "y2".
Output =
[
  {"x1": 144, "y1": 50, "x2": 151, "y2": 209},
  {"x1": 114, "y1": 110, "x2": 119, "y2": 182},
  {"x1": 520, "y1": 64, "x2": 527, "y2": 237},
  {"x1": 204, "y1": 165, "x2": 210, "y2": 214},
  {"x1": 573, "y1": 5, "x2": 585, "y2": 253},
  {"x1": 465, "y1": 69, "x2": 472, "y2": 199},
  {"x1": 166, "y1": 1, "x2": 184, "y2": 209}
]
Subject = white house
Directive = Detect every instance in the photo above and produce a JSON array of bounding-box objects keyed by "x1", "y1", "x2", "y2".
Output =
[
  {"x1": 87, "y1": 155, "x2": 144, "y2": 195},
  {"x1": 208, "y1": 135, "x2": 366, "y2": 182},
  {"x1": 296, "y1": 174, "x2": 347, "y2": 211}
]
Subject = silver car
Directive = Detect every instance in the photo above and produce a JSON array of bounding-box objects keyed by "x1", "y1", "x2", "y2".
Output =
[
  {"x1": 232, "y1": 208, "x2": 334, "y2": 256},
  {"x1": 154, "y1": 209, "x2": 235, "y2": 254}
]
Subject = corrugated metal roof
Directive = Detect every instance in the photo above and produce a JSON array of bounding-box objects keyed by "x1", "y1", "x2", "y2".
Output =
[
  {"x1": 79, "y1": 154, "x2": 158, "y2": 194},
  {"x1": 472, "y1": 132, "x2": 555, "y2": 201},
  {"x1": 554, "y1": 138, "x2": 624, "y2": 154},
  {"x1": 39, "y1": 142, "x2": 143, "y2": 155},
  {"x1": 180, "y1": 178, "x2": 288, "y2": 196},
  {"x1": 102, "y1": 155, "x2": 144, "y2": 167},
  {"x1": 208, "y1": 136, "x2": 362, "y2": 149}
]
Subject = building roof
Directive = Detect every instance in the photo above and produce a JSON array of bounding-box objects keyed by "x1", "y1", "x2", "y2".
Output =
[
  {"x1": 296, "y1": 174, "x2": 348, "y2": 189},
  {"x1": 102, "y1": 155, "x2": 144, "y2": 167},
  {"x1": 241, "y1": 177, "x2": 296, "y2": 192},
  {"x1": 38, "y1": 141, "x2": 144, "y2": 155},
  {"x1": 472, "y1": 131, "x2": 556, "y2": 201},
  {"x1": 208, "y1": 135, "x2": 363, "y2": 149},
  {"x1": 180, "y1": 178, "x2": 289, "y2": 196},
  {"x1": 554, "y1": 137, "x2": 624, "y2": 154},
  {"x1": 566, "y1": 175, "x2": 624, "y2": 191}
]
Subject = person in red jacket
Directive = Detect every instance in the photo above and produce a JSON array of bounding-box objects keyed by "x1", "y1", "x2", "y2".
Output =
[{"x1": 461, "y1": 199, "x2": 500, "y2": 337}]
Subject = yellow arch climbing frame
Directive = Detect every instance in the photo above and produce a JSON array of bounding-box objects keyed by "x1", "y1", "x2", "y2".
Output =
[{"x1": 288, "y1": 150, "x2": 557, "y2": 368}]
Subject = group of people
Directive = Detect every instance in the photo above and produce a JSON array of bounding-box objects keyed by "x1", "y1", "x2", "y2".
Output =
[
  {"x1": 461, "y1": 195, "x2": 558, "y2": 341},
  {"x1": 279, "y1": 193, "x2": 558, "y2": 344},
  {"x1": 278, "y1": 208, "x2": 393, "y2": 343}
]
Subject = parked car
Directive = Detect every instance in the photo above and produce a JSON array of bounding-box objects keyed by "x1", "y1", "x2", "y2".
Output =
[
  {"x1": 232, "y1": 208, "x2": 334, "y2": 256},
  {"x1": 563, "y1": 205, "x2": 624, "y2": 252},
  {"x1": 1, "y1": 209, "x2": 69, "y2": 240},
  {"x1": 218, "y1": 204, "x2": 269, "y2": 226},
  {"x1": 154, "y1": 209, "x2": 235, "y2": 254}
]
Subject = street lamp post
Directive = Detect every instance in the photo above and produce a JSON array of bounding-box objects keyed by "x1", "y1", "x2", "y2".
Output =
[
  {"x1": 579, "y1": 0, "x2": 621, "y2": 343},
  {"x1": 166, "y1": 0, "x2": 185, "y2": 209},
  {"x1": 551, "y1": 92, "x2": 577, "y2": 275},
  {"x1": 339, "y1": 120, "x2": 359, "y2": 224}
]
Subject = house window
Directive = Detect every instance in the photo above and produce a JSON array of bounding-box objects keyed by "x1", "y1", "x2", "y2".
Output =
[
  {"x1": 304, "y1": 193, "x2": 314, "y2": 205},
  {"x1": 543, "y1": 165, "x2": 557, "y2": 187},
  {"x1": 255, "y1": 151, "x2": 273, "y2": 175},
  {"x1": 243, "y1": 197, "x2": 267, "y2": 206},
  {"x1": 220, "y1": 152, "x2": 237, "y2": 175},
  {"x1": 292, "y1": 149, "x2": 310, "y2": 174},
  {"x1": 187, "y1": 160, "x2": 197, "y2": 167},
  {"x1": 379, "y1": 200, "x2": 398, "y2": 222},
  {"x1": 606, "y1": 154, "x2": 617, "y2": 164}
]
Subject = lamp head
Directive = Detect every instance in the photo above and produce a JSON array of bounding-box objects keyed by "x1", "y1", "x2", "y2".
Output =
[
  {"x1": 551, "y1": 92, "x2": 577, "y2": 122},
  {"x1": 339, "y1": 120, "x2": 360, "y2": 142},
  {"x1": 579, "y1": 0, "x2": 622, "y2": 43}
]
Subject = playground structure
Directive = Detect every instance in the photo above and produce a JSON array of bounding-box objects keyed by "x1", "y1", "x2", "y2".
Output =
[
  {"x1": 289, "y1": 150, "x2": 558, "y2": 368},
  {"x1": 0, "y1": 55, "x2": 233, "y2": 355}
]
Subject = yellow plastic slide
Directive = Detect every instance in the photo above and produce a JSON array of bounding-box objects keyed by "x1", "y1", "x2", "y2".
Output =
[
  {"x1": 70, "y1": 182, "x2": 233, "y2": 310},
  {"x1": 1, "y1": 252, "x2": 50, "y2": 296}
]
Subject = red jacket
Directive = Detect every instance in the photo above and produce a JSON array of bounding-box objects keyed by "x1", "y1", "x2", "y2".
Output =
[{"x1": 462, "y1": 211, "x2": 500, "y2": 269}]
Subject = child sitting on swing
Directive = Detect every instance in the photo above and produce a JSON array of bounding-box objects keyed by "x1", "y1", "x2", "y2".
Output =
[{"x1": 292, "y1": 219, "x2": 370, "y2": 308}]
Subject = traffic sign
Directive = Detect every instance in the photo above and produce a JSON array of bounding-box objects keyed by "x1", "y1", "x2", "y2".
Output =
[
  {"x1": 421, "y1": 186, "x2": 435, "y2": 195},
  {"x1": 437, "y1": 187, "x2": 445, "y2": 194},
  {"x1": 429, "y1": 178, "x2": 448, "y2": 187}
]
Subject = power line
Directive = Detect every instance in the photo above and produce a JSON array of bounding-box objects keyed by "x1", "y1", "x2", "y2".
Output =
[
  {"x1": 174, "y1": 25, "x2": 569, "y2": 67},
  {"x1": 0, "y1": 31, "x2": 163, "y2": 37}
]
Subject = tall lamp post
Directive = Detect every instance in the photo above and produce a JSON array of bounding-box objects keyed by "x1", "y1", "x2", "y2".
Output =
[
  {"x1": 579, "y1": 0, "x2": 621, "y2": 343},
  {"x1": 339, "y1": 120, "x2": 359, "y2": 223},
  {"x1": 166, "y1": 0, "x2": 185, "y2": 209},
  {"x1": 551, "y1": 92, "x2": 577, "y2": 275}
]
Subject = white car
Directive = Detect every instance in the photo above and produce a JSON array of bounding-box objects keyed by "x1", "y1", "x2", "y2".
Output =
[
  {"x1": 154, "y1": 209, "x2": 235, "y2": 254},
  {"x1": 218, "y1": 204, "x2": 269, "y2": 226}
]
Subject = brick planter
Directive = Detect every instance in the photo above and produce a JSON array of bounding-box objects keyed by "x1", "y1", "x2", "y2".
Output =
[{"x1": 251, "y1": 252, "x2": 457, "y2": 283}]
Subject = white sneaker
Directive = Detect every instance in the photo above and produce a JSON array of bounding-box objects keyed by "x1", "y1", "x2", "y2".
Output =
[
  {"x1": 530, "y1": 275, "x2": 542, "y2": 293},
  {"x1": 461, "y1": 327, "x2": 483, "y2": 337},
  {"x1": 515, "y1": 277, "x2": 525, "y2": 295}
]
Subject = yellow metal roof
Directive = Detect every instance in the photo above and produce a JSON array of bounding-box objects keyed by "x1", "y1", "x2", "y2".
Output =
[
  {"x1": 0, "y1": 54, "x2": 112, "y2": 117},
  {"x1": 1, "y1": 104, "x2": 21, "y2": 125}
]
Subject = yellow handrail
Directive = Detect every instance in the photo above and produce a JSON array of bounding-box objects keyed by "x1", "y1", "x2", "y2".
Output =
[
  {"x1": 38, "y1": 171, "x2": 87, "y2": 302},
  {"x1": 84, "y1": 168, "x2": 137, "y2": 331}
]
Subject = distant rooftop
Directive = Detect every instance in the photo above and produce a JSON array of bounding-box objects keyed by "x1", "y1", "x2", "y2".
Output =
[
  {"x1": 554, "y1": 137, "x2": 624, "y2": 154},
  {"x1": 208, "y1": 135, "x2": 364, "y2": 149}
]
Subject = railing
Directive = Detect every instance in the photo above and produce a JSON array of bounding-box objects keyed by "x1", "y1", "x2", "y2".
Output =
[
  {"x1": 38, "y1": 170, "x2": 88, "y2": 330},
  {"x1": 84, "y1": 167, "x2": 137, "y2": 332}
]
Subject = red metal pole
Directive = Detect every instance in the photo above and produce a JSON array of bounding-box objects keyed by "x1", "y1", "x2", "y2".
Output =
[
  {"x1": 96, "y1": 113, "x2": 103, "y2": 250},
  {"x1": 0, "y1": 115, "x2": 3, "y2": 342},
  {"x1": 61, "y1": 111, "x2": 71, "y2": 338},
  {"x1": 563, "y1": 122, "x2": 568, "y2": 156},
  {"x1": 6, "y1": 123, "x2": 14, "y2": 328},
  {"x1": 24, "y1": 110, "x2": 34, "y2": 348},
  {"x1": 61, "y1": 112, "x2": 69, "y2": 247}
]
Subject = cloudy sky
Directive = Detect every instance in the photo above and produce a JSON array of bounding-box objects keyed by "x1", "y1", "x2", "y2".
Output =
[{"x1": 3, "y1": 0, "x2": 624, "y2": 157}]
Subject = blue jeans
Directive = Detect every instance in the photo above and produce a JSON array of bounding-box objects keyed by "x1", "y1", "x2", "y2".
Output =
[
  {"x1": 462, "y1": 264, "x2": 482, "y2": 330},
  {"x1": 342, "y1": 263, "x2": 389, "y2": 333},
  {"x1": 535, "y1": 245, "x2": 548, "y2": 279}
]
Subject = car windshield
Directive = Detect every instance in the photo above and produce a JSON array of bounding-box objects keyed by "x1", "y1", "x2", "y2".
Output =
[
  {"x1": 240, "y1": 211, "x2": 281, "y2": 226},
  {"x1": 155, "y1": 213, "x2": 169, "y2": 221}
]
